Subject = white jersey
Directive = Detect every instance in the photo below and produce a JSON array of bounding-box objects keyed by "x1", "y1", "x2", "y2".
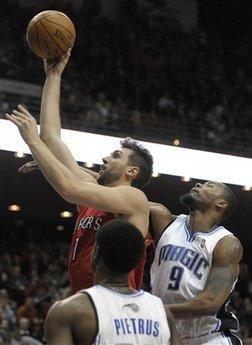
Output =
[
  {"x1": 151, "y1": 214, "x2": 237, "y2": 339},
  {"x1": 84, "y1": 285, "x2": 170, "y2": 345}
]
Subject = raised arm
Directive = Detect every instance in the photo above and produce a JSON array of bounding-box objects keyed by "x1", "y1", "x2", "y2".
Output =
[
  {"x1": 168, "y1": 235, "x2": 243, "y2": 319},
  {"x1": 40, "y1": 50, "x2": 92, "y2": 182},
  {"x1": 7, "y1": 106, "x2": 148, "y2": 236}
]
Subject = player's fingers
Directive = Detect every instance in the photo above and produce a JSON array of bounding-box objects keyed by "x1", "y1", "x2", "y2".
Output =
[
  {"x1": 60, "y1": 48, "x2": 71, "y2": 62},
  {"x1": 18, "y1": 163, "x2": 30, "y2": 172},
  {"x1": 5, "y1": 114, "x2": 23, "y2": 127},
  {"x1": 19, "y1": 166, "x2": 29, "y2": 173},
  {"x1": 66, "y1": 48, "x2": 71, "y2": 57},
  {"x1": 18, "y1": 165, "x2": 26, "y2": 172},
  {"x1": 18, "y1": 163, "x2": 27, "y2": 170},
  {"x1": 17, "y1": 105, "x2": 31, "y2": 117},
  {"x1": 12, "y1": 109, "x2": 28, "y2": 119}
]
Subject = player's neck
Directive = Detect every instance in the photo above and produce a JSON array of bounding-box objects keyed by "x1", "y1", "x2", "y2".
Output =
[
  {"x1": 106, "y1": 178, "x2": 131, "y2": 187},
  {"x1": 94, "y1": 262, "x2": 130, "y2": 289},
  {"x1": 188, "y1": 210, "x2": 218, "y2": 233}
]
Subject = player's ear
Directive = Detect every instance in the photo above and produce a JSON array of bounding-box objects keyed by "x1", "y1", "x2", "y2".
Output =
[
  {"x1": 216, "y1": 198, "x2": 228, "y2": 211},
  {"x1": 126, "y1": 166, "x2": 139, "y2": 179}
]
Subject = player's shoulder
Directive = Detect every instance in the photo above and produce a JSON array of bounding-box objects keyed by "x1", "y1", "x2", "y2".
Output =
[
  {"x1": 214, "y1": 234, "x2": 243, "y2": 263},
  {"x1": 117, "y1": 185, "x2": 149, "y2": 204},
  {"x1": 47, "y1": 292, "x2": 93, "y2": 322}
]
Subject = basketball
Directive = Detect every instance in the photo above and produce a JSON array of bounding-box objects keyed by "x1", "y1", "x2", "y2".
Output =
[{"x1": 26, "y1": 10, "x2": 76, "y2": 60}]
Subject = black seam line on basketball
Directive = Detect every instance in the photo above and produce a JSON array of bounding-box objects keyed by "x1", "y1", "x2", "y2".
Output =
[
  {"x1": 38, "y1": 20, "x2": 61, "y2": 54},
  {"x1": 42, "y1": 17, "x2": 75, "y2": 39},
  {"x1": 39, "y1": 21, "x2": 58, "y2": 54},
  {"x1": 39, "y1": 20, "x2": 65, "y2": 54},
  {"x1": 34, "y1": 23, "x2": 44, "y2": 59}
]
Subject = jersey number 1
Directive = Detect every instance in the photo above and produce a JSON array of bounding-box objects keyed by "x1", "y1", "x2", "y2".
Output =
[{"x1": 168, "y1": 266, "x2": 184, "y2": 290}]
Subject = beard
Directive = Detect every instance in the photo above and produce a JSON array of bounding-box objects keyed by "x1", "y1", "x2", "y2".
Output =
[
  {"x1": 180, "y1": 192, "x2": 211, "y2": 212},
  {"x1": 97, "y1": 169, "x2": 121, "y2": 186},
  {"x1": 180, "y1": 193, "x2": 196, "y2": 210}
]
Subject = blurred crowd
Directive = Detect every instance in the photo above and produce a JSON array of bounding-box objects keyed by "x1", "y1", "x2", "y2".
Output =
[
  {"x1": 0, "y1": 221, "x2": 70, "y2": 344},
  {"x1": 0, "y1": 0, "x2": 251, "y2": 156},
  {"x1": 0, "y1": 221, "x2": 251, "y2": 344}
]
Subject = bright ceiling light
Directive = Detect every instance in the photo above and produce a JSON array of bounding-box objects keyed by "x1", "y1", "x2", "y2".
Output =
[
  {"x1": 0, "y1": 119, "x2": 251, "y2": 187},
  {"x1": 243, "y1": 186, "x2": 251, "y2": 191},
  {"x1": 182, "y1": 176, "x2": 191, "y2": 182},
  {"x1": 14, "y1": 151, "x2": 25, "y2": 158},
  {"x1": 56, "y1": 225, "x2": 65, "y2": 231},
  {"x1": 60, "y1": 211, "x2": 73, "y2": 218},
  {"x1": 8, "y1": 204, "x2": 21, "y2": 212},
  {"x1": 173, "y1": 139, "x2": 180, "y2": 146},
  {"x1": 152, "y1": 172, "x2": 160, "y2": 178},
  {"x1": 84, "y1": 162, "x2": 94, "y2": 168}
]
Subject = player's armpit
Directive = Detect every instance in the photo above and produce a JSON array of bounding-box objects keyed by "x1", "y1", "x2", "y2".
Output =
[
  {"x1": 149, "y1": 202, "x2": 176, "y2": 239},
  {"x1": 168, "y1": 235, "x2": 243, "y2": 319}
]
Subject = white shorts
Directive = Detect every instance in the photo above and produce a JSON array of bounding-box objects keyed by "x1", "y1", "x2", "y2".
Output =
[{"x1": 181, "y1": 332, "x2": 243, "y2": 345}]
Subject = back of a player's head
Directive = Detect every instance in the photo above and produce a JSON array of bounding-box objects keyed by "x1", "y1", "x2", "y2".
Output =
[
  {"x1": 219, "y1": 183, "x2": 237, "y2": 221},
  {"x1": 95, "y1": 219, "x2": 145, "y2": 274},
  {"x1": 120, "y1": 137, "x2": 153, "y2": 189}
]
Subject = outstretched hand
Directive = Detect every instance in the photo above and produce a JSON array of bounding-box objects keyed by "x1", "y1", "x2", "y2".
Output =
[
  {"x1": 18, "y1": 160, "x2": 39, "y2": 174},
  {"x1": 44, "y1": 48, "x2": 71, "y2": 77},
  {"x1": 5, "y1": 105, "x2": 39, "y2": 145}
]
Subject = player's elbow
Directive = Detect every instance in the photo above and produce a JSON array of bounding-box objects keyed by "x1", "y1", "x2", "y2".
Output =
[
  {"x1": 196, "y1": 298, "x2": 220, "y2": 316},
  {"x1": 59, "y1": 182, "x2": 81, "y2": 205},
  {"x1": 57, "y1": 180, "x2": 75, "y2": 202},
  {"x1": 40, "y1": 132, "x2": 60, "y2": 145},
  {"x1": 60, "y1": 186, "x2": 74, "y2": 203}
]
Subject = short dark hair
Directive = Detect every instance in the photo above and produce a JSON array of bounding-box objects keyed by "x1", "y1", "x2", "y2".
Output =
[
  {"x1": 221, "y1": 184, "x2": 237, "y2": 221},
  {"x1": 96, "y1": 219, "x2": 145, "y2": 274},
  {"x1": 120, "y1": 137, "x2": 153, "y2": 189}
]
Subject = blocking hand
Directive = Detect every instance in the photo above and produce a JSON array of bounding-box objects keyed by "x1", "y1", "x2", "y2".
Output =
[
  {"x1": 44, "y1": 48, "x2": 71, "y2": 77},
  {"x1": 18, "y1": 160, "x2": 39, "y2": 174},
  {"x1": 6, "y1": 105, "x2": 39, "y2": 145}
]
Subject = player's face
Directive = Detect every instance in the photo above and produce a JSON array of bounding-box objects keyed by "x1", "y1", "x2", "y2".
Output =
[
  {"x1": 181, "y1": 181, "x2": 223, "y2": 211},
  {"x1": 97, "y1": 148, "x2": 133, "y2": 186}
]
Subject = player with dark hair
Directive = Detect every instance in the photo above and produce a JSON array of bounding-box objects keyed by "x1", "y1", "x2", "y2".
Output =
[
  {"x1": 150, "y1": 181, "x2": 243, "y2": 344},
  {"x1": 45, "y1": 219, "x2": 181, "y2": 345},
  {"x1": 7, "y1": 51, "x2": 153, "y2": 293}
]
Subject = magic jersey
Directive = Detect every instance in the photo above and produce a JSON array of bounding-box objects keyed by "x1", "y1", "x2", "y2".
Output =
[
  {"x1": 151, "y1": 214, "x2": 238, "y2": 339},
  {"x1": 84, "y1": 285, "x2": 170, "y2": 345},
  {"x1": 69, "y1": 206, "x2": 152, "y2": 292}
]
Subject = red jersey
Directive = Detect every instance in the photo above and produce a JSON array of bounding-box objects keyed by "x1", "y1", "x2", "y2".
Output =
[
  {"x1": 128, "y1": 232, "x2": 153, "y2": 289},
  {"x1": 68, "y1": 206, "x2": 114, "y2": 292},
  {"x1": 68, "y1": 206, "x2": 152, "y2": 293}
]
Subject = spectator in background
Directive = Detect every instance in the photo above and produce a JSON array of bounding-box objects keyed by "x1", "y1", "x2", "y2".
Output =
[
  {"x1": 16, "y1": 297, "x2": 37, "y2": 322},
  {"x1": 18, "y1": 317, "x2": 30, "y2": 337}
]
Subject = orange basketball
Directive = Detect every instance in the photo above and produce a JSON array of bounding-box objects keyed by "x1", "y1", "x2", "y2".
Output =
[{"x1": 26, "y1": 10, "x2": 76, "y2": 60}]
